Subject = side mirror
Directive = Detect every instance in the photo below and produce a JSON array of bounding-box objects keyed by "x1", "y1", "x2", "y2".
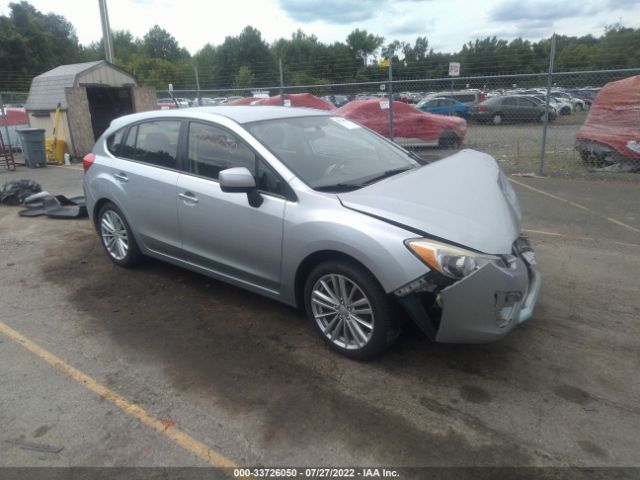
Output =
[
  {"x1": 219, "y1": 167, "x2": 256, "y2": 192},
  {"x1": 219, "y1": 167, "x2": 263, "y2": 208}
]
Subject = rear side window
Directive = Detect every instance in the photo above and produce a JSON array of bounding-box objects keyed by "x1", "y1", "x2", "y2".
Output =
[
  {"x1": 503, "y1": 97, "x2": 517, "y2": 106},
  {"x1": 106, "y1": 128, "x2": 125, "y2": 156},
  {"x1": 120, "y1": 120, "x2": 181, "y2": 169}
]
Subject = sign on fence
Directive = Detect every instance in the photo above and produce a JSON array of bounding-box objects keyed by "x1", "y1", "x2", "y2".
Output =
[{"x1": 448, "y1": 62, "x2": 461, "y2": 76}]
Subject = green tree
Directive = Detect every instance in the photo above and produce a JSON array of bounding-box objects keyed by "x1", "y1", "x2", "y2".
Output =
[
  {"x1": 143, "y1": 25, "x2": 189, "y2": 61},
  {"x1": 233, "y1": 65, "x2": 255, "y2": 88},
  {"x1": 346, "y1": 29, "x2": 384, "y2": 65}
]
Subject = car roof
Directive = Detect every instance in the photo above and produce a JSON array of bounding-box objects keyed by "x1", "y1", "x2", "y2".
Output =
[{"x1": 109, "y1": 106, "x2": 333, "y2": 130}]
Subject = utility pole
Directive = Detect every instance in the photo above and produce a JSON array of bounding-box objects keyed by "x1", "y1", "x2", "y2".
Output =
[
  {"x1": 195, "y1": 66, "x2": 202, "y2": 106},
  {"x1": 279, "y1": 58, "x2": 285, "y2": 106},
  {"x1": 539, "y1": 33, "x2": 556, "y2": 175},
  {"x1": 388, "y1": 52, "x2": 394, "y2": 141},
  {"x1": 98, "y1": 0, "x2": 114, "y2": 63}
]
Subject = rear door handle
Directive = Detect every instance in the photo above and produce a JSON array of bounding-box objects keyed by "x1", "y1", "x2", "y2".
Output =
[
  {"x1": 114, "y1": 172, "x2": 128, "y2": 183},
  {"x1": 179, "y1": 192, "x2": 199, "y2": 204}
]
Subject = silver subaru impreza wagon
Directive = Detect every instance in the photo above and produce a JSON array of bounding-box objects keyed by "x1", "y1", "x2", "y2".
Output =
[{"x1": 83, "y1": 106, "x2": 540, "y2": 359}]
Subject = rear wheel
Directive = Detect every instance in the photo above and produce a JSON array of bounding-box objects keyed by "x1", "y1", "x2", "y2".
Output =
[
  {"x1": 538, "y1": 112, "x2": 552, "y2": 123},
  {"x1": 438, "y1": 133, "x2": 460, "y2": 149},
  {"x1": 304, "y1": 260, "x2": 402, "y2": 360},
  {"x1": 98, "y1": 202, "x2": 142, "y2": 267},
  {"x1": 492, "y1": 113, "x2": 503, "y2": 125}
]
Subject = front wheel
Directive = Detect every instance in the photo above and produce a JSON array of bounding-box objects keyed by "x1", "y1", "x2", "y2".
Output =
[
  {"x1": 304, "y1": 261, "x2": 402, "y2": 360},
  {"x1": 97, "y1": 202, "x2": 143, "y2": 267}
]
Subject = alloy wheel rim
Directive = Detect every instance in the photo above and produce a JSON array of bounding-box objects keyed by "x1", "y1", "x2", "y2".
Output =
[
  {"x1": 100, "y1": 210, "x2": 129, "y2": 261},
  {"x1": 311, "y1": 274, "x2": 374, "y2": 350}
]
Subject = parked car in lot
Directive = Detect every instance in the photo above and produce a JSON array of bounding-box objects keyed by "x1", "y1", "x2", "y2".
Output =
[
  {"x1": 575, "y1": 75, "x2": 640, "y2": 170},
  {"x1": 567, "y1": 88, "x2": 599, "y2": 109},
  {"x1": 470, "y1": 95, "x2": 556, "y2": 124},
  {"x1": 251, "y1": 93, "x2": 334, "y2": 110},
  {"x1": 337, "y1": 99, "x2": 467, "y2": 148},
  {"x1": 83, "y1": 106, "x2": 540, "y2": 359},
  {"x1": 551, "y1": 91, "x2": 586, "y2": 111},
  {"x1": 323, "y1": 95, "x2": 352, "y2": 108},
  {"x1": 416, "y1": 97, "x2": 470, "y2": 118},
  {"x1": 156, "y1": 98, "x2": 178, "y2": 110},
  {"x1": 423, "y1": 89, "x2": 487, "y2": 107},
  {"x1": 527, "y1": 93, "x2": 573, "y2": 115}
]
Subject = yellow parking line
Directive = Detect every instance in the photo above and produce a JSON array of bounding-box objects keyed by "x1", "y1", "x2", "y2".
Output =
[
  {"x1": 0, "y1": 320, "x2": 238, "y2": 469},
  {"x1": 510, "y1": 177, "x2": 640, "y2": 235}
]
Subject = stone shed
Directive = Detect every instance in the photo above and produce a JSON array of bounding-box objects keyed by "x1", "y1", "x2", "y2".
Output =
[{"x1": 25, "y1": 61, "x2": 156, "y2": 158}]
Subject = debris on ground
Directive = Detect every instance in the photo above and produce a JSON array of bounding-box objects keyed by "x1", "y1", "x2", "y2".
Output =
[
  {"x1": 0, "y1": 179, "x2": 42, "y2": 205},
  {"x1": 4, "y1": 437, "x2": 64, "y2": 454},
  {"x1": 18, "y1": 191, "x2": 87, "y2": 219}
]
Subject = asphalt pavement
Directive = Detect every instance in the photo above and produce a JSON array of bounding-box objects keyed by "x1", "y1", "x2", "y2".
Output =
[{"x1": 0, "y1": 162, "x2": 638, "y2": 472}]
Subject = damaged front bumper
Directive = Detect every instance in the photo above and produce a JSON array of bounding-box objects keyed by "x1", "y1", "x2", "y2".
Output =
[{"x1": 396, "y1": 240, "x2": 541, "y2": 344}]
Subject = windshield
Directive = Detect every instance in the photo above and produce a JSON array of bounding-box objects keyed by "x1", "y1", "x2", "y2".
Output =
[{"x1": 246, "y1": 116, "x2": 421, "y2": 191}]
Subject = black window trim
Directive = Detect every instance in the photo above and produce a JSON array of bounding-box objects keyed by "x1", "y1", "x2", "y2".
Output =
[{"x1": 183, "y1": 120, "x2": 297, "y2": 202}]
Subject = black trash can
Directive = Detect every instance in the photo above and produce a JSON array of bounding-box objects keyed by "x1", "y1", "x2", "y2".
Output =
[{"x1": 18, "y1": 128, "x2": 46, "y2": 168}]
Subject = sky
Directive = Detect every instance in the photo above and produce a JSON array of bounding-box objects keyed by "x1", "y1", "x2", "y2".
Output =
[{"x1": 1, "y1": 0, "x2": 639, "y2": 54}]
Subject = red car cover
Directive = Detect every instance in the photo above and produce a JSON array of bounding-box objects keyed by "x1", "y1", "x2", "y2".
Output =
[
  {"x1": 336, "y1": 99, "x2": 466, "y2": 144},
  {"x1": 575, "y1": 75, "x2": 640, "y2": 161},
  {"x1": 0, "y1": 108, "x2": 27, "y2": 127},
  {"x1": 227, "y1": 96, "x2": 261, "y2": 105},
  {"x1": 252, "y1": 93, "x2": 334, "y2": 110}
]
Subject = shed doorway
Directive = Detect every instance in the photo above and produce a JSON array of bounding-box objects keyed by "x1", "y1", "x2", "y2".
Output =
[{"x1": 86, "y1": 86, "x2": 133, "y2": 140}]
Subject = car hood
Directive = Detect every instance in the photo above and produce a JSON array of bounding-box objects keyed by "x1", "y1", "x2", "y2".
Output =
[{"x1": 337, "y1": 149, "x2": 522, "y2": 254}]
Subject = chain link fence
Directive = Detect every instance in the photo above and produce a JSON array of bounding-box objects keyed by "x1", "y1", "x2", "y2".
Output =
[
  {"x1": 157, "y1": 66, "x2": 639, "y2": 177},
  {"x1": 4, "y1": 65, "x2": 638, "y2": 176}
]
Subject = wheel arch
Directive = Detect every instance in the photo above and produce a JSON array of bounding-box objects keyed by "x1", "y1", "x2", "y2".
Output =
[
  {"x1": 293, "y1": 250, "x2": 380, "y2": 310},
  {"x1": 92, "y1": 198, "x2": 114, "y2": 231}
]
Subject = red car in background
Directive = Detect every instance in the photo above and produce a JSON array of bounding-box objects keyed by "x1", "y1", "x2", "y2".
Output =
[
  {"x1": 337, "y1": 99, "x2": 467, "y2": 148},
  {"x1": 251, "y1": 93, "x2": 334, "y2": 110},
  {"x1": 575, "y1": 75, "x2": 640, "y2": 169}
]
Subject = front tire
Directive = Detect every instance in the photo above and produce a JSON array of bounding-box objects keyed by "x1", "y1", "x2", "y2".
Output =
[
  {"x1": 304, "y1": 260, "x2": 402, "y2": 360},
  {"x1": 97, "y1": 202, "x2": 142, "y2": 267}
]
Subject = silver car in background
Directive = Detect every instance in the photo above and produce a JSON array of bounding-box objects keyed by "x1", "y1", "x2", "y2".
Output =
[{"x1": 83, "y1": 106, "x2": 541, "y2": 359}]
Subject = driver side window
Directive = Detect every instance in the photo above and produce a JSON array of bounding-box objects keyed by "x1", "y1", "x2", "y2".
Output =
[
  {"x1": 187, "y1": 122, "x2": 255, "y2": 180},
  {"x1": 187, "y1": 121, "x2": 288, "y2": 198}
]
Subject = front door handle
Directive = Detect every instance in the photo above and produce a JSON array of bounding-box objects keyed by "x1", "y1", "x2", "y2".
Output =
[
  {"x1": 179, "y1": 192, "x2": 199, "y2": 204},
  {"x1": 114, "y1": 172, "x2": 128, "y2": 183}
]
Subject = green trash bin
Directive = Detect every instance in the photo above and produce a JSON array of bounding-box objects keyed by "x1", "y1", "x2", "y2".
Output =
[{"x1": 18, "y1": 128, "x2": 47, "y2": 168}]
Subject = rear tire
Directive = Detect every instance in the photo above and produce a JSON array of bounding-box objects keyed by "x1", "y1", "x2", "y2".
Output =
[
  {"x1": 304, "y1": 260, "x2": 403, "y2": 360},
  {"x1": 438, "y1": 133, "x2": 460, "y2": 149},
  {"x1": 97, "y1": 202, "x2": 143, "y2": 267}
]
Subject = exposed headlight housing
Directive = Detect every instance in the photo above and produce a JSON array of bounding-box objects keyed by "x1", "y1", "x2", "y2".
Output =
[{"x1": 405, "y1": 238, "x2": 507, "y2": 280}]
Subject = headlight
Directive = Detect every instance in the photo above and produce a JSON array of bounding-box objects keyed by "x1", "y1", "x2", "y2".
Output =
[{"x1": 405, "y1": 239, "x2": 506, "y2": 280}]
